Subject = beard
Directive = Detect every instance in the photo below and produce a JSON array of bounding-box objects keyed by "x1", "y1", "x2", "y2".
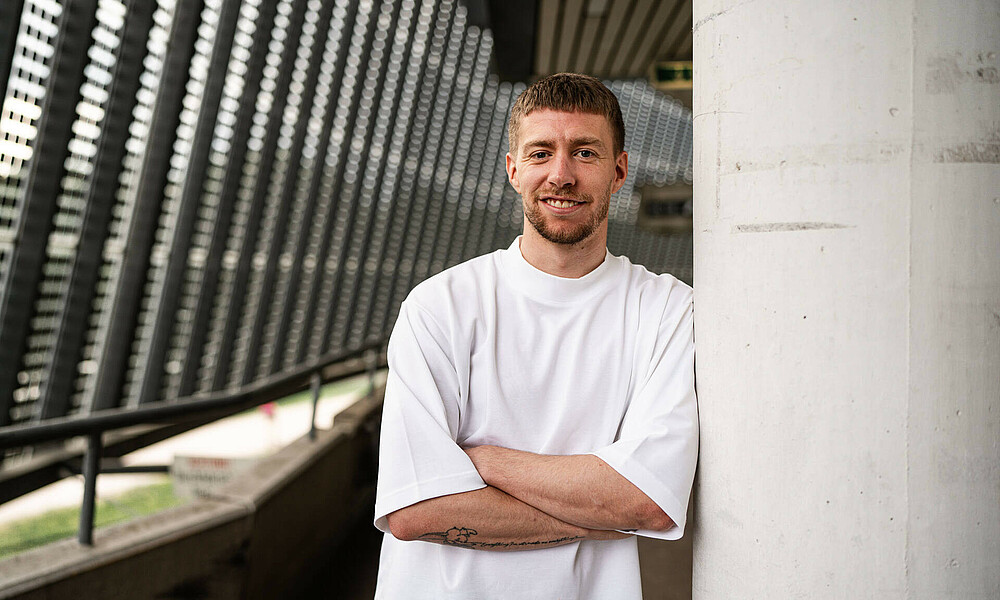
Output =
[{"x1": 522, "y1": 187, "x2": 611, "y2": 245}]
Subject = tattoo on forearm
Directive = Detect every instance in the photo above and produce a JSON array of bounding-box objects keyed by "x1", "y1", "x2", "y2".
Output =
[{"x1": 417, "y1": 527, "x2": 583, "y2": 550}]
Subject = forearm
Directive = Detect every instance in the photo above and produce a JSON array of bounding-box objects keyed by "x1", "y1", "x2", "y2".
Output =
[
  {"x1": 386, "y1": 485, "x2": 625, "y2": 551},
  {"x1": 467, "y1": 446, "x2": 673, "y2": 532}
]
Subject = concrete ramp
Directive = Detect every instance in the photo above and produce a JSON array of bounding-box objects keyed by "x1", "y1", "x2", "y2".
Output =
[{"x1": 0, "y1": 391, "x2": 383, "y2": 600}]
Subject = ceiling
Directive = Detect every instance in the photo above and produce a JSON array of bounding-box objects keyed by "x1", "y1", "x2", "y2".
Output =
[{"x1": 464, "y1": 0, "x2": 693, "y2": 82}]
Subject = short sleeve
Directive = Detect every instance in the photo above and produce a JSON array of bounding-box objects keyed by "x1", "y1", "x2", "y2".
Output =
[
  {"x1": 374, "y1": 299, "x2": 486, "y2": 533},
  {"x1": 591, "y1": 285, "x2": 698, "y2": 541}
]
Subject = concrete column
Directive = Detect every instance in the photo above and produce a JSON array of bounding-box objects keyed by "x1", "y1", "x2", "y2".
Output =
[{"x1": 691, "y1": 1, "x2": 999, "y2": 598}]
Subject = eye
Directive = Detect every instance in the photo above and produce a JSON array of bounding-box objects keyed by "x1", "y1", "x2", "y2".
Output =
[
  {"x1": 577, "y1": 149, "x2": 596, "y2": 158},
  {"x1": 530, "y1": 150, "x2": 550, "y2": 160}
]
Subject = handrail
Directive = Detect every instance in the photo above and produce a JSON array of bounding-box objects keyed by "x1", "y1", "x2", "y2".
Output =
[
  {"x1": 0, "y1": 337, "x2": 388, "y2": 546},
  {"x1": 0, "y1": 338, "x2": 387, "y2": 450}
]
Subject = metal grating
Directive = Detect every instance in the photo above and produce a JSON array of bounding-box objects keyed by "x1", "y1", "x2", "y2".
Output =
[
  {"x1": 0, "y1": 1, "x2": 65, "y2": 428},
  {"x1": 0, "y1": 0, "x2": 693, "y2": 464}
]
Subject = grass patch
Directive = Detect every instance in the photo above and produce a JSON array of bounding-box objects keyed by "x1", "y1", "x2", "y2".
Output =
[
  {"x1": 240, "y1": 373, "x2": 375, "y2": 414},
  {"x1": 0, "y1": 480, "x2": 184, "y2": 560}
]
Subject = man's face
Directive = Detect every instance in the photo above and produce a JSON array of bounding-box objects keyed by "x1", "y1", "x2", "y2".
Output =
[{"x1": 506, "y1": 109, "x2": 628, "y2": 246}]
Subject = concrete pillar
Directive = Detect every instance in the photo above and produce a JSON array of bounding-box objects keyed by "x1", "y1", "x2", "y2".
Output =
[{"x1": 691, "y1": 1, "x2": 999, "y2": 598}]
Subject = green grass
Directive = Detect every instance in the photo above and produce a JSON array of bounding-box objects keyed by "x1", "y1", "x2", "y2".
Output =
[
  {"x1": 242, "y1": 373, "x2": 376, "y2": 413},
  {"x1": 0, "y1": 480, "x2": 184, "y2": 560}
]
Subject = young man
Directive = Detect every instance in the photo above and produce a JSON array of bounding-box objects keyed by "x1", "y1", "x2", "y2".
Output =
[{"x1": 374, "y1": 73, "x2": 697, "y2": 599}]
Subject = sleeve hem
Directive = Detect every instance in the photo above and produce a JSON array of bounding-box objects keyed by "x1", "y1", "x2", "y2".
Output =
[
  {"x1": 590, "y1": 447, "x2": 688, "y2": 540},
  {"x1": 374, "y1": 470, "x2": 487, "y2": 533}
]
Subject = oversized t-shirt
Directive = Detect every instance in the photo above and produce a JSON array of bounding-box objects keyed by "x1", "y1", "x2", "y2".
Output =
[{"x1": 374, "y1": 238, "x2": 698, "y2": 599}]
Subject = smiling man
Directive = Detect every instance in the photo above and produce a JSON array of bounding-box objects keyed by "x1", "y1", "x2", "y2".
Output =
[{"x1": 373, "y1": 73, "x2": 698, "y2": 599}]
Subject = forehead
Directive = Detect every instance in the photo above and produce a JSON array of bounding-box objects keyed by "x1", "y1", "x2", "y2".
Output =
[{"x1": 518, "y1": 109, "x2": 614, "y2": 147}]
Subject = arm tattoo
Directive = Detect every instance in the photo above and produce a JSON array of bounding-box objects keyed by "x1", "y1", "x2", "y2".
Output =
[{"x1": 416, "y1": 527, "x2": 583, "y2": 550}]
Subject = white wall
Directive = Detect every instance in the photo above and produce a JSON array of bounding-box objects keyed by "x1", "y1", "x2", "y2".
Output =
[{"x1": 691, "y1": 1, "x2": 999, "y2": 597}]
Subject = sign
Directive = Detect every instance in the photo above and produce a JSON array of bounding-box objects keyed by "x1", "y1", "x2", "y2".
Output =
[{"x1": 171, "y1": 455, "x2": 258, "y2": 499}]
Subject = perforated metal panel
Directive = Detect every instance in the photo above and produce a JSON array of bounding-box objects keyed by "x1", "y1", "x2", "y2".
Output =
[{"x1": 0, "y1": 0, "x2": 693, "y2": 462}]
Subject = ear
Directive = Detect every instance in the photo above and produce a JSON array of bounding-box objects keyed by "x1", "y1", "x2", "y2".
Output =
[
  {"x1": 611, "y1": 151, "x2": 628, "y2": 194},
  {"x1": 506, "y1": 153, "x2": 520, "y2": 193}
]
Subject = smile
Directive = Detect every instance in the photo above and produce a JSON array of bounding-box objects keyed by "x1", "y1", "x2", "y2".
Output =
[{"x1": 541, "y1": 197, "x2": 583, "y2": 209}]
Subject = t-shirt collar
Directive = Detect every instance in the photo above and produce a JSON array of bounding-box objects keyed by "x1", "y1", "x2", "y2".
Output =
[{"x1": 499, "y1": 236, "x2": 621, "y2": 304}]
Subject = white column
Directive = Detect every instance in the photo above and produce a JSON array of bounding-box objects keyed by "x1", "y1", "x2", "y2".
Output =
[{"x1": 691, "y1": 1, "x2": 999, "y2": 597}]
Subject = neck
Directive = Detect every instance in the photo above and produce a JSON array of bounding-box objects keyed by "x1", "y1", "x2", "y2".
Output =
[{"x1": 518, "y1": 221, "x2": 608, "y2": 278}]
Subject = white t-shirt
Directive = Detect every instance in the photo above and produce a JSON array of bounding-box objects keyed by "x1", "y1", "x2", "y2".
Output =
[{"x1": 374, "y1": 238, "x2": 698, "y2": 599}]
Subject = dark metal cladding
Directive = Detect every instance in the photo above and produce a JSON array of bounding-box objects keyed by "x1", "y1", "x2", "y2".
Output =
[
  {"x1": 310, "y1": 0, "x2": 389, "y2": 357},
  {"x1": 335, "y1": 0, "x2": 409, "y2": 352},
  {"x1": 175, "y1": 0, "x2": 284, "y2": 398},
  {"x1": 286, "y1": 0, "x2": 364, "y2": 368},
  {"x1": 257, "y1": 0, "x2": 346, "y2": 378},
  {"x1": 212, "y1": 0, "x2": 310, "y2": 391},
  {"x1": 88, "y1": 0, "x2": 203, "y2": 412},
  {"x1": 0, "y1": 0, "x2": 100, "y2": 426},
  {"x1": 0, "y1": 0, "x2": 27, "y2": 106},
  {"x1": 133, "y1": 0, "x2": 244, "y2": 407},
  {"x1": 36, "y1": 0, "x2": 157, "y2": 421}
]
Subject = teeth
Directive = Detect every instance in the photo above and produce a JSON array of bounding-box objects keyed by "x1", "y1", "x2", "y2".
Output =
[{"x1": 546, "y1": 199, "x2": 578, "y2": 208}]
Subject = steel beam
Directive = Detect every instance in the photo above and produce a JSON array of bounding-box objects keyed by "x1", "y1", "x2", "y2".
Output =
[{"x1": 0, "y1": 0, "x2": 99, "y2": 425}]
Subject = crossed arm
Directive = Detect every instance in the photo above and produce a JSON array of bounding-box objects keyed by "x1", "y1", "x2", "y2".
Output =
[{"x1": 386, "y1": 445, "x2": 673, "y2": 551}]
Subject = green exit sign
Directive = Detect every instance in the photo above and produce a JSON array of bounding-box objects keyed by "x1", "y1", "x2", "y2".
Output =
[{"x1": 653, "y1": 61, "x2": 693, "y2": 90}]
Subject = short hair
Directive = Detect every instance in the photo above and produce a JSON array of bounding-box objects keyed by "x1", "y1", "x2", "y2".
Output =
[{"x1": 508, "y1": 73, "x2": 625, "y2": 155}]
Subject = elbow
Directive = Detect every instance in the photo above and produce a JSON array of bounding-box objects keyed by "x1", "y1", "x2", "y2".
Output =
[
  {"x1": 637, "y1": 503, "x2": 674, "y2": 532},
  {"x1": 386, "y1": 509, "x2": 422, "y2": 541}
]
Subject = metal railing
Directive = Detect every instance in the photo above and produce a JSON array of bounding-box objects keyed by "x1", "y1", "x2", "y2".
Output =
[{"x1": 0, "y1": 339, "x2": 386, "y2": 544}]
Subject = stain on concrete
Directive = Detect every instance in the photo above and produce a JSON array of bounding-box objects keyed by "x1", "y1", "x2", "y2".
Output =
[
  {"x1": 719, "y1": 143, "x2": 905, "y2": 176},
  {"x1": 927, "y1": 56, "x2": 964, "y2": 94},
  {"x1": 976, "y1": 67, "x2": 1000, "y2": 83},
  {"x1": 935, "y1": 142, "x2": 1000, "y2": 164},
  {"x1": 733, "y1": 222, "x2": 854, "y2": 233},
  {"x1": 927, "y1": 52, "x2": 1000, "y2": 94}
]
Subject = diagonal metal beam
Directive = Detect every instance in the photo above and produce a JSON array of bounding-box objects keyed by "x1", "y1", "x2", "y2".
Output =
[
  {"x1": 133, "y1": 0, "x2": 243, "y2": 406},
  {"x1": 0, "y1": 0, "x2": 26, "y2": 105},
  {"x1": 286, "y1": 0, "x2": 362, "y2": 368},
  {"x1": 209, "y1": 0, "x2": 308, "y2": 391},
  {"x1": 0, "y1": 0, "x2": 100, "y2": 426},
  {"x1": 175, "y1": 0, "x2": 283, "y2": 398},
  {"x1": 251, "y1": 0, "x2": 342, "y2": 379},
  {"x1": 89, "y1": 0, "x2": 203, "y2": 411},
  {"x1": 36, "y1": 0, "x2": 157, "y2": 421}
]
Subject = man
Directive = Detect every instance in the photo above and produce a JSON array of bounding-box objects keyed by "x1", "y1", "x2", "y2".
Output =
[{"x1": 374, "y1": 73, "x2": 697, "y2": 599}]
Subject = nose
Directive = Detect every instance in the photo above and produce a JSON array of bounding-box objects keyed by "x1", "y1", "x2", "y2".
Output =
[{"x1": 547, "y1": 153, "x2": 575, "y2": 188}]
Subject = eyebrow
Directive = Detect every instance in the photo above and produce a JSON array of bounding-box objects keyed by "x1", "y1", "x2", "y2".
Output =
[{"x1": 521, "y1": 136, "x2": 607, "y2": 155}]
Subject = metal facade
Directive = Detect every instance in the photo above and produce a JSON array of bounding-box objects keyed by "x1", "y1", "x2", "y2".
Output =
[{"x1": 0, "y1": 0, "x2": 692, "y2": 462}]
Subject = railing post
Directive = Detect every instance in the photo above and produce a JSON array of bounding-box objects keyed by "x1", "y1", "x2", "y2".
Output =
[
  {"x1": 365, "y1": 348, "x2": 377, "y2": 398},
  {"x1": 308, "y1": 372, "x2": 321, "y2": 441},
  {"x1": 79, "y1": 431, "x2": 102, "y2": 545}
]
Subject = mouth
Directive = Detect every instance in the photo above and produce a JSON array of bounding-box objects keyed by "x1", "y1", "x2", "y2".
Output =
[{"x1": 539, "y1": 196, "x2": 585, "y2": 211}]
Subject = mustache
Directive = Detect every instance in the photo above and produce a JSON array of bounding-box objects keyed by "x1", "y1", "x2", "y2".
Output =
[{"x1": 531, "y1": 190, "x2": 589, "y2": 202}]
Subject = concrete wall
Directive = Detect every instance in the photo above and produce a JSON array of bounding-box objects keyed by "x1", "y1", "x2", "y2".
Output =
[
  {"x1": 0, "y1": 391, "x2": 383, "y2": 600},
  {"x1": 692, "y1": 0, "x2": 999, "y2": 597}
]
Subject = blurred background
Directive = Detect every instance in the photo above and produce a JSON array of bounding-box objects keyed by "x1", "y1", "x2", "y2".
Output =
[{"x1": 0, "y1": 0, "x2": 697, "y2": 597}]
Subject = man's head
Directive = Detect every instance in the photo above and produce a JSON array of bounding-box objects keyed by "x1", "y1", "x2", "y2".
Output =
[
  {"x1": 506, "y1": 73, "x2": 628, "y2": 250},
  {"x1": 508, "y1": 73, "x2": 625, "y2": 157}
]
